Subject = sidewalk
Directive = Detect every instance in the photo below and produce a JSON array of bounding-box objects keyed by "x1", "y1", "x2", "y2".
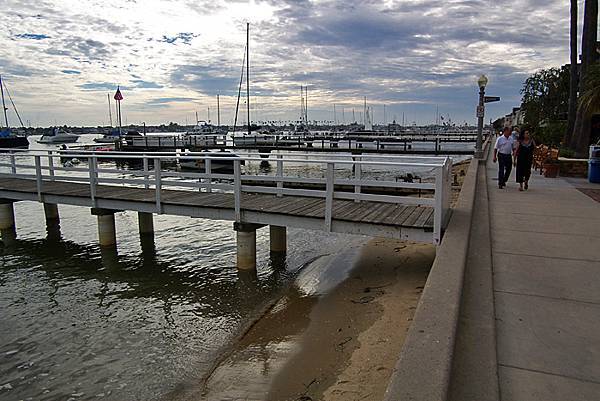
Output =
[{"x1": 487, "y1": 159, "x2": 600, "y2": 400}]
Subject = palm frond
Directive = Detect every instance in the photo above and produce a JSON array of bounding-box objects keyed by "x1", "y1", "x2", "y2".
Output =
[{"x1": 578, "y1": 63, "x2": 600, "y2": 116}]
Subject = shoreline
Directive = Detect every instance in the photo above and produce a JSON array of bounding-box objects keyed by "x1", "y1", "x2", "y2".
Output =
[{"x1": 184, "y1": 237, "x2": 434, "y2": 401}]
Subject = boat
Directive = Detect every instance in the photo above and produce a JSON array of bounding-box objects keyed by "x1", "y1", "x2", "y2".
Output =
[
  {"x1": 94, "y1": 128, "x2": 122, "y2": 143},
  {"x1": 0, "y1": 75, "x2": 29, "y2": 149},
  {"x1": 179, "y1": 151, "x2": 245, "y2": 173},
  {"x1": 185, "y1": 120, "x2": 221, "y2": 136},
  {"x1": 37, "y1": 127, "x2": 80, "y2": 144}
]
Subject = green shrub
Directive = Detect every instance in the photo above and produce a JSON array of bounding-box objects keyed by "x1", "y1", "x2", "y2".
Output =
[{"x1": 534, "y1": 121, "x2": 567, "y2": 146}]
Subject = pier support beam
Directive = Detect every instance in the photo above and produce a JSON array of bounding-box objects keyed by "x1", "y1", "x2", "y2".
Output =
[
  {"x1": 138, "y1": 212, "x2": 154, "y2": 236},
  {"x1": 43, "y1": 203, "x2": 60, "y2": 221},
  {"x1": 234, "y1": 223, "x2": 264, "y2": 270},
  {"x1": 269, "y1": 225, "x2": 286, "y2": 253},
  {"x1": 0, "y1": 201, "x2": 15, "y2": 231},
  {"x1": 91, "y1": 208, "x2": 117, "y2": 248}
]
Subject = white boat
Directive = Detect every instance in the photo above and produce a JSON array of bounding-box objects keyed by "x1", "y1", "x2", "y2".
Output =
[
  {"x1": 37, "y1": 127, "x2": 80, "y2": 144},
  {"x1": 186, "y1": 120, "x2": 226, "y2": 136},
  {"x1": 179, "y1": 151, "x2": 245, "y2": 173}
]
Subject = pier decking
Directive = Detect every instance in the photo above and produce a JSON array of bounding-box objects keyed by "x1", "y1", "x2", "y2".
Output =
[{"x1": 0, "y1": 149, "x2": 452, "y2": 268}]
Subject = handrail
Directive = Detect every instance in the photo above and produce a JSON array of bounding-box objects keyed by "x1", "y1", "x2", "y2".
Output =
[{"x1": 0, "y1": 149, "x2": 453, "y2": 243}]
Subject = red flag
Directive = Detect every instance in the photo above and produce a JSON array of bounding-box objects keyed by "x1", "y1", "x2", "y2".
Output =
[{"x1": 114, "y1": 86, "x2": 123, "y2": 101}]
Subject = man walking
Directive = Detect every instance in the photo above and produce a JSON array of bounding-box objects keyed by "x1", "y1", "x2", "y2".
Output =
[{"x1": 493, "y1": 127, "x2": 516, "y2": 188}]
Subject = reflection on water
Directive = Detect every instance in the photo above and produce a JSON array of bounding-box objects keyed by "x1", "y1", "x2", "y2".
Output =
[{"x1": 0, "y1": 201, "x2": 363, "y2": 400}]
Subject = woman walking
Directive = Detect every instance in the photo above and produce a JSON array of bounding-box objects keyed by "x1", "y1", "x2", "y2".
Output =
[{"x1": 515, "y1": 130, "x2": 535, "y2": 191}]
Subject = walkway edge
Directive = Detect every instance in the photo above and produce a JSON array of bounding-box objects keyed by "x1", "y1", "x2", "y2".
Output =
[{"x1": 383, "y1": 156, "x2": 479, "y2": 401}]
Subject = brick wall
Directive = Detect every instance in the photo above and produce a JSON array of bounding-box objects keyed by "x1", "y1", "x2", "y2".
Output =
[{"x1": 559, "y1": 159, "x2": 588, "y2": 178}]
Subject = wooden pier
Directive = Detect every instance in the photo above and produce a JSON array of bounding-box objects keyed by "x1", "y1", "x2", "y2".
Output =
[{"x1": 0, "y1": 149, "x2": 452, "y2": 269}]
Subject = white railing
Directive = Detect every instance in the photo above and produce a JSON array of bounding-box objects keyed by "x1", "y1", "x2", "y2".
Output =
[{"x1": 0, "y1": 149, "x2": 453, "y2": 244}]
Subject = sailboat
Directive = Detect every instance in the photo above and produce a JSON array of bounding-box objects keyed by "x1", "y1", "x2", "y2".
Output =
[
  {"x1": 95, "y1": 92, "x2": 122, "y2": 143},
  {"x1": 0, "y1": 75, "x2": 29, "y2": 149}
]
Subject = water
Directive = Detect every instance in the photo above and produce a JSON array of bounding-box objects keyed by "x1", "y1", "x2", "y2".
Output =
[
  {"x1": 0, "y1": 134, "x2": 470, "y2": 400},
  {"x1": 0, "y1": 200, "x2": 361, "y2": 400}
]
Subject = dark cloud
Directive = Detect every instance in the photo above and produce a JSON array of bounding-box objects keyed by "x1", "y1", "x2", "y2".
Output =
[
  {"x1": 170, "y1": 64, "x2": 240, "y2": 96},
  {"x1": 131, "y1": 80, "x2": 163, "y2": 89},
  {"x1": 159, "y1": 33, "x2": 199, "y2": 45},
  {"x1": 15, "y1": 33, "x2": 50, "y2": 40},
  {"x1": 61, "y1": 69, "x2": 81, "y2": 74},
  {"x1": 78, "y1": 82, "x2": 124, "y2": 91}
]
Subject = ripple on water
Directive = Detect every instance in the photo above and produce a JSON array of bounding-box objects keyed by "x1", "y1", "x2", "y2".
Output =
[{"x1": 0, "y1": 200, "x2": 360, "y2": 400}]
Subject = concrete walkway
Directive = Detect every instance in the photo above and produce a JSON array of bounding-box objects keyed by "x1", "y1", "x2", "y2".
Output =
[{"x1": 487, "y1": 158, "x2": 600, "y2": 400}]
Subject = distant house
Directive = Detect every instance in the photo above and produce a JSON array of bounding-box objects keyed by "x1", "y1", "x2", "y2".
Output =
[{"x1": 503, "y1": 107, "x2": 524, "y2": 129}]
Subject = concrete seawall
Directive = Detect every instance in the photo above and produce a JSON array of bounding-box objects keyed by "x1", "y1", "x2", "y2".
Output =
[{"x1": 384, "y1": 143, "x2": 498, "y2": 401}]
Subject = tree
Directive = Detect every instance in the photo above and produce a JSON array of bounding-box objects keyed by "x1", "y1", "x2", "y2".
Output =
[
  {"x1": 521, "y1": 67, "x2": 570, "y2": 129},
  {"x1": 565, "y1": 0, "x2": 578, "y2": 144},
  {"x1": 570, "y1": 0, "x2": 598, "y2": 155}
]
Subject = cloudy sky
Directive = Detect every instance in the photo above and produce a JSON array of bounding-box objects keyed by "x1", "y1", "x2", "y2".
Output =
[{"x1": 0, "y1": 0, "x2": 581, "y2": 127}]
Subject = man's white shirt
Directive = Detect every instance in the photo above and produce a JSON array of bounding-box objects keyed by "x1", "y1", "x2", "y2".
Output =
[{"x1": 495, "y1": 135, "x2": 514, "y2": 155}]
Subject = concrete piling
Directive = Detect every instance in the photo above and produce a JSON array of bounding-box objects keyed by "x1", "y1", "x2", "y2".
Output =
[
  {"x1": 269, "y1": 225, "x2": 286, "y2": 253},
  {"x1": 0, "y1": 201, "x2": 16, "y2": 244},
  {"x1": 236, "y1": 230, "x2": 256, "y2": 270},
  {"x1": 234, "y1": 222, "x2": 263, "y2": 270},
  {"x1": 138, "y1": 212, "x2": 154, "y2": 236},
  {"x1": 43, "y1": 203, "x2": 59, "y2": 221},
  {"x1": 91, "y1": 208, "x2": 117, "y2": 247},
  {"x1": 0, "y1": 202, "x2": 15, "y2": 230}
]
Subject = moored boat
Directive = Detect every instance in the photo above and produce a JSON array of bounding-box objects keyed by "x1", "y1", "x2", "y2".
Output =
[
  {"x1": 179, "y1": 151, "x2": 245, "y2": 173},
  {"x1": 37, "y1": 127, "x2": 80, "y2": 144}
]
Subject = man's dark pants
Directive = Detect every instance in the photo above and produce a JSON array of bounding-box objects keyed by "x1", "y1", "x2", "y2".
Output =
[{"x1": 498, "y1": 153, "x2": 512, "y2": 186}]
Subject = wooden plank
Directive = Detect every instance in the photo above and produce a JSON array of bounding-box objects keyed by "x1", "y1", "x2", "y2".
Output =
[
  {"x1": 387, "y1": 205, "x2": 415, "y2": 226},
  {"x1": 368, "y1": 203, "x2": 403, "y2": 224},
  {"x1": 360, "y1": 203, "x2": 391, "y2": 223},
  {"x1": 425, "y1": 211, "x2": 435, "y2": 228},
  {"x1": 402, "y1": 207, "x2": 427, "y2": 227},
  {"x1": 415, "y1": 208, "x2": 434, "y2": 228},
  {"x1": 334, "y1": 202, "x2": 374, "y2": 221}
]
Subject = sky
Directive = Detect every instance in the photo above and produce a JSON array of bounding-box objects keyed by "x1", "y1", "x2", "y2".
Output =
[{"x1": 0, "y1": 0, "x2": 583, "y2": 127}]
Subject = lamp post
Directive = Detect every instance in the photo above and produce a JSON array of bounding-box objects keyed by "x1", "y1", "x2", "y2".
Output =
[{"x1": 475, "y1": 74, "x2": 488, "y2": 159}]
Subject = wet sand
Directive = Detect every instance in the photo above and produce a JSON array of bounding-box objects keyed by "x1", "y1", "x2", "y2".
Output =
[{"x1": 189, "y1": 238, "x2": 434, "y2": 401}]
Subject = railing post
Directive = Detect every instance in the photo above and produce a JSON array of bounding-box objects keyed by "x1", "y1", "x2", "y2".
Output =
[
  {"x1": 353, "y1": 156, "x2": 361, "y2": 203},
  {"x1": 10, "y1": 151, "x2": 16, "y2": 174},
  {"x1": 88, "y1": 156, "x2": 97, "y2": 207},
  {"x1": 433, "y1": 165, "x2": 444, "y2": 245},
  {"x1": 276, "y1": 154, "x2": 283, "y2": 197},
  {"x1": 154, "y1": 157, "x2": 162, "y2": 213},
  {"x1": 324, "y1": 162, "x2": 334, "y2": 232},
  {"x1": 234, "y1": 159, "x2": 242, "y2": 222},
  {"x1": 47, "y1": 151, "x2": 55, "y2": 181},
  {"x1": 34, "y1": 155, "x2": 43, "y2": 201},
  {"x1": 205, "y1": 158, "x2": 212, "y2": 193},
  {"x1": 143, "y1": 156, "x2": 149, "y2": 189}
]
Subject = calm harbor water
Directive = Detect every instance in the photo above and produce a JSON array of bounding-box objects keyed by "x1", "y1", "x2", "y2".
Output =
[
  {"x1": 0, "y1": 200, "x2": 363, "y2": 400},
  {"x1": 0, "y1": 134, "x2": 471, "y2": 400}
]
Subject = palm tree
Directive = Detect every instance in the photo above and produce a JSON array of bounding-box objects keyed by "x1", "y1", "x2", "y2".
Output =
[
  {"x1": 570, "y1": 0, "x2": 598, "y2": 156},
  {"x1": 565, "y1": 0, "x2": 578, "y2": 145}
]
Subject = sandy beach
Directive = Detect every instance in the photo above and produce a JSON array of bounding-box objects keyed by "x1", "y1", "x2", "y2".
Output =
[{"x1": 185, "y1": 237, "x2": 434, "y2": 401}]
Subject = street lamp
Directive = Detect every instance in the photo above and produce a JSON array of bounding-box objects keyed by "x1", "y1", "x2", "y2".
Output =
[{"x1": 475, "y1": 75, "x2": 488, "y2": 158}]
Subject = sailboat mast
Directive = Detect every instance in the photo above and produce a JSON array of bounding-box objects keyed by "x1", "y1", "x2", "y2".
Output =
[
  {"x1": 246, "y1": 22, "x2": 250, "y2": 136},
  {"x1": 0, "y1": 75, "x2": 9, "y2": 128},
  {"x1": 217, "y1": 94, "x2": 220, "y2": 126},
  {"x1": 305, "y1": 85, "x2": 308, "y2": 124},
  {"x1": 107, "y1": 93, "x2": 113, "y2": 127}
]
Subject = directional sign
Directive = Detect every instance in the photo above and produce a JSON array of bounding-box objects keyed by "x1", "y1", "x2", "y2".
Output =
[
  {"x1": 484, "y1": 96, "x2": 500, "y2": 103},
  {"x1": 476, "y1": 105, "x2": 485, "y2": 118}
]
